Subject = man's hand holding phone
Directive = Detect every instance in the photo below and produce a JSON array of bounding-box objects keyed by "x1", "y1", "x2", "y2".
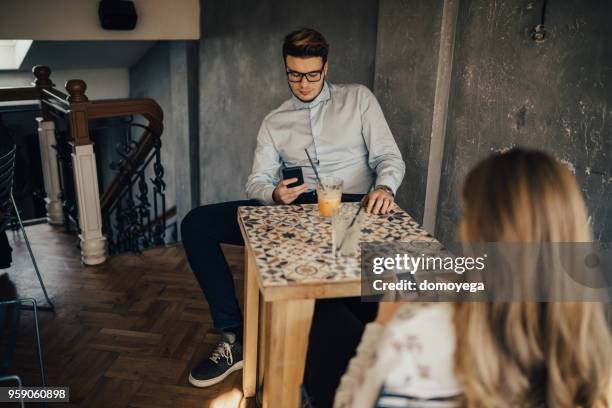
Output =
[{"x1": 273, "y1": 178, "x2": 309, "y2": 204}]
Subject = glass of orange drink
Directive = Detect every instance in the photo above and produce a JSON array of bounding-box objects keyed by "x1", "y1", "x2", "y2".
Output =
[{"x1": 316, "y1": 176, "x2": 343, "y2": 217}]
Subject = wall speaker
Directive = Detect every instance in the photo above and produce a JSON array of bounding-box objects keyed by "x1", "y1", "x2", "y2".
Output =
[{"x1": 98, "y1": 0, "x2": 138, "y2": 30}]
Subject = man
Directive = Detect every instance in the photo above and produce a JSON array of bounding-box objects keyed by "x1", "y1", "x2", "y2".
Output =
[{"x1": 181, "y1": 28, "x2": 405, "y2": 392}]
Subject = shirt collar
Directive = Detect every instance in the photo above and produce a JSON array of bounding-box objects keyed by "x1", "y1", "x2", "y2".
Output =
[{"x1": 292, "y1": 81, "x2": 331, "y2": 110}]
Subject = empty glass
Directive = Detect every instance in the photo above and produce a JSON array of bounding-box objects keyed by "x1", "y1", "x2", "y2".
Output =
[{"x1": 332, "y1": 203, "x2": 365, "y2": 257}]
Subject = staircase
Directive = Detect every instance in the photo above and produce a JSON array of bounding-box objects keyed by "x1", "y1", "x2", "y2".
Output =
[{"x1": 0, "y1": 65, "x2": 174, "y2": 264}]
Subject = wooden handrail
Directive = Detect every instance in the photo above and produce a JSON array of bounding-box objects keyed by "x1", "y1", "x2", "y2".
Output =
[
  {"x1": 88, "y1": 98, "x2": 163, "y2": 134},
  {"x1": 89, "y1": 98, "x2": 163, "y2": 119},
  {"x1": 0, "y1": 87, "x2": 41, "y2": 102}
]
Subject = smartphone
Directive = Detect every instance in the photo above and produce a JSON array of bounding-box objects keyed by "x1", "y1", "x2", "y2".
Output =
[{"x1": 282, "y1": 166, "x2": 304, "y2": 188}]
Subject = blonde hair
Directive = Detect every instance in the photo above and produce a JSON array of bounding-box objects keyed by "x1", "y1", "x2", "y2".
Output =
[{"x1": 454, "y1": 148, "x2": 611, "y2": 407}]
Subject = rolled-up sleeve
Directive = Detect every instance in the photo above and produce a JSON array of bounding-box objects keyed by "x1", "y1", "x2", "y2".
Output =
[
  {"x1": 245, "y1": 121, "x2": 281, "y2": 204},
  {"x1": 360, "y1": 86, "x2": 405, "y2": 194}
]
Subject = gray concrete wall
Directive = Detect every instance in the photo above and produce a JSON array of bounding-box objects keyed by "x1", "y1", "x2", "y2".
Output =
[
  {"x1": 436, "y1": 0, "x2": 612, "y2": 243},
  {"x1": 129, "y1": 41, "x2": 176, "y2": 212},
  {"x1": 198, "y1": 0, "x2": 379, "y2": 204},
  {"x1": 170, "y1": 41, "x2": 200, "y2": 236},
  {"x1": 374, "y1": 0, "x2": 444, "y2": 224}
]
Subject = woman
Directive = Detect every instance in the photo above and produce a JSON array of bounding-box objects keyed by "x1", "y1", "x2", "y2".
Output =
[{"x1": 335, "y1": 148, "x2": 611, "y2": 407}]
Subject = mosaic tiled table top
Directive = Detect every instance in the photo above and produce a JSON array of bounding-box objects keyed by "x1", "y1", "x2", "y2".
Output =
[{"x1": 238, "y1": 203, "x2": 440, "y2": 288}]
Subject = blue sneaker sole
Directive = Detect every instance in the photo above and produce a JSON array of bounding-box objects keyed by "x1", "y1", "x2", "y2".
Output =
[{"x1": 188, "y1": 360, "x2": 244, "y2": 388}]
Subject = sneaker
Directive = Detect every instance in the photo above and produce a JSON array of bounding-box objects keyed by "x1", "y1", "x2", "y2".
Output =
[{"x1": 188, "y1": 332, "x2": 244, "y2": 388}]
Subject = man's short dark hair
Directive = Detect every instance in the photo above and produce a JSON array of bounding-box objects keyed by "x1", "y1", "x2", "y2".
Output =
[{"x1": 283, "y1": 28, "x2": 329, "y2": 64}]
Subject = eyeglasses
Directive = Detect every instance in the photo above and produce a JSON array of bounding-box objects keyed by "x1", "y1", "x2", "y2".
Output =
[{"x1": 286, "y1": 69, "x2": 324, "y2": 83}]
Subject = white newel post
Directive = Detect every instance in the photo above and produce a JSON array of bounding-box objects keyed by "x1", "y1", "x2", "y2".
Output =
[
  {"x1": 65, "y1": 78, "x2": 107, "y2": 266},
  {"x1": 36, "y1": 119, "x2": 64, "y2": 225},
  {"x1": 72, "y1": 144, "x2": 106, "y2": 265}
]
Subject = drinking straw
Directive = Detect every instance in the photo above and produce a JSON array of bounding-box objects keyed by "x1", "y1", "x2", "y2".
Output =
[{"x1": 305, "y1": 149, "x2": 325, "y2": 191}]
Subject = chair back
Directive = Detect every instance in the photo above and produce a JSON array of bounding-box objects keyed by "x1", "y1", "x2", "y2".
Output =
[
  {"x1": 0, "y1": 298, "x2": 21, "y2": 376},
  {"x1": 0, "y1": 146, "x2": 16, "y2": 232}
]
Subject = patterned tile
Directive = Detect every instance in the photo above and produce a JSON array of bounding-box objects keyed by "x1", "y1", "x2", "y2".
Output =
[{"x1": 238, "y1": 203, "x2": 439, "y2": 287}]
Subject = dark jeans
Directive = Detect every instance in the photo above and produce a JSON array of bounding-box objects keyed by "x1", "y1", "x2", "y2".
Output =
[{"x1": 180, "y1": 192, "x2": 376, "y2": 407}]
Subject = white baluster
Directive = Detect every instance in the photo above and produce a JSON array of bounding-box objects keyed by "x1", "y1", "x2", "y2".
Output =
[{"x1": 36, "y1": 119, "x2": 64, "y2": 225}]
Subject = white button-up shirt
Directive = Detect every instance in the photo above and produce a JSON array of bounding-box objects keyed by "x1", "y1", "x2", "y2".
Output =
[{"x1": 246, "y1": 81, "x2": 405, "y2": 204}]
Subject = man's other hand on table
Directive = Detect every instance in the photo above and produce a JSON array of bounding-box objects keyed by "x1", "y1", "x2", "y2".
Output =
[{"x1": 365, "y1": 187, "x2": 394, "y2": 215}]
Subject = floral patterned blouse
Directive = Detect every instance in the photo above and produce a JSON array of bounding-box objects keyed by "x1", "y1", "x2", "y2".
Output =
[{"x1": 334, "y1": 303, "x2": 462, "y2": 408}]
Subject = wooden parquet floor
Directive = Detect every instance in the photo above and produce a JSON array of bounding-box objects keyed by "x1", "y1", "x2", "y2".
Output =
[{"x1": 3, "y1": 223, "x2": 255, "y2": 407}]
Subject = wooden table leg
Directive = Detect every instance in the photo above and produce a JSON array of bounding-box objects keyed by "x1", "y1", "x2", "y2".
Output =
[
  {"x1": 262, "y1": 299, "x2": 315, "y2": 408},
  {"x1": 257, "y1": 293, "x2": 267, "y2": 404},
  {"x1": 242, "y1": 249, "x2": 259, "y2": 397}
]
